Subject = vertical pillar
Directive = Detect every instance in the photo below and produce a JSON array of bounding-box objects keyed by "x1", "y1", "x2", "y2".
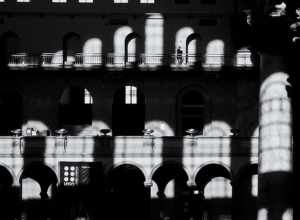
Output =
[
  {"x1": 157, "y1": 190, "x2": 167, "y2": 220},
  {"x1": 258, "y1": 52, "x2": 293, "y2": 219}
]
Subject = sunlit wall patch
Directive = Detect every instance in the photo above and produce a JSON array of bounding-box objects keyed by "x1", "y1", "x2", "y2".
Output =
[
  {"x1": 144, "y1": 120, "x2": 174, "y2": 137},
  {"x1": 259, "y1": 72, "x2": 292, "y2": 173}
]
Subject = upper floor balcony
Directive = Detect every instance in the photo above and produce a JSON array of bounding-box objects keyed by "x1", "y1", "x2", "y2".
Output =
[{"x1": 7, "y1": 52, "x2": 254, "y2": 71}]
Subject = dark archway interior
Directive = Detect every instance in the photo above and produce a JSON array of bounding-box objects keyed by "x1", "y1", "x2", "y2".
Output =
[
  {"x1": 59, "y1": 86, "x2": 93, "y2": 127},
  {"x1": 108, "y1": 164, "x2": 147, "y2": 220},
  {"x1": 152, "y1": 163, "x2": 189, "y2": 192},
  {"x1": 0, "y1": 165, "x2": 13, "y2": 186},
  {"x1": 179, "y1": 90, "x2": 204, "y2": 135}
]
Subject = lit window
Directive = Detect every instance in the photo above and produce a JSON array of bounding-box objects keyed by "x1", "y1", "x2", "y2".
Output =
[
  {"x1": 52, "y1": 0, "x2": 67, "y2": 3},
  {"x1": 0, "y1": 0, "x2": 5, "y2": 2},
  {"x1": 140, "y1": 0, "x2": 154, "y2": 3},
  {"x1": 125, "y1": 86, "x2": 137, "y2": 104},
  {"x1": 79, "y1": 0, "x2": 93, "y2": 2},
  {"x1": 84, "y1": 89, "x2": 93, "y2": 104},
  {"x1": 236, "y1": 48, "x2": 253, "y2": 67},
  {"x1": 114, "y1": 0, "x2": 128, "y2": 3},
  {"x1": 17, "y1": 0, "x2": 30, "y2": 2}
]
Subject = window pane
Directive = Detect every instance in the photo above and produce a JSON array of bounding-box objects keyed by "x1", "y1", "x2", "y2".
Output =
[
  {"x1": 140, "y1": 0, "x2": 154, "y2": 3},
  {"x1": 52, "y1": 0, "x2": 67, "y2": 2},
  {"x1": 125, "y1": 86, "x2": 137, "y2": 104},
  {"x1": 114, "y1": 0, "x2": 128, "y2": 3}
]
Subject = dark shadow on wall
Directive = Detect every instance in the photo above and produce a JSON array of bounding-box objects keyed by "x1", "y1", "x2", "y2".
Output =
[
  {"x1": 151, "y1": 137, "x2": 187, "y2": 220},
  {"x1": 233, "y1": 163, "x2": 258, "y2": 220},
  {"x1": 0, "y1": 31, "x2": 21, "y2": 70},
  {"x1": 0, "y1": 91, "x2": 22, "y2": 135}
]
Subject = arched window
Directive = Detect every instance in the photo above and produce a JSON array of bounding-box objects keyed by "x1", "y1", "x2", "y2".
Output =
[
  {"x1": 0, "y1": 91, "x2": 22, "y2": 135},
  {"x1": 186, "y1": 33, "x2": 201, "y2": 64},
  {"x1": 112, "y1": 85, "x2": 145, "y2": 135},
  {"x1": 59, "y1": 87, "x2": 93, "y2": 126},
  {"x1": 83, "y1": 38, "x2": 102, "y2": 66},
  {"x1": 205, "y1": 39, "x2": 224, "y2": 67},
  {"x1": 235, "y1": 47, "x2": 252, "y2": 67},
  {"x1": 178, "y1": 89, "x2": 205, "y2": 135},
  {"x1": 114, "y1": 26, "x2": 133, "y2": 65},
  {"x1": 175, "y1": 27, "x2": 194, "y2": 64}
]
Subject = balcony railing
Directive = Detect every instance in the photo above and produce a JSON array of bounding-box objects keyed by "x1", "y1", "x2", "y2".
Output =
[{"x1": 7, "y1": 53, "x2": 254, "y2": 70}]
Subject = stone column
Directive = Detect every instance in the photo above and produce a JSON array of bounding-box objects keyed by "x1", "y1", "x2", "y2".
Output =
[{"x1": 255, "y1": 12, "x2": 293, "y2": 220}]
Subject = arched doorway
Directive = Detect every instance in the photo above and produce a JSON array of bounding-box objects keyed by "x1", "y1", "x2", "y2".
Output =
[
  {"x1": 125, "y1": 32, "x2": 141, "y2": 64},
  {"x1": 63, "y1": 32, "x2": 81, "y2": 67},
  {"x1": 151, "y1": 163, "x2": 190, "y2": 220},
  {"x1": 58, "y1": 87, "x2": 93, "y2": 128},
  {"x1": 177, "y1": 88, "x2": 205, "y2": 136},
  {"x1": 0, "y1": 91, "x2": 22, "y2": 135},
  {"x1": 186, "y1": 33, "x2": 201, "y2": 64},
  {"x1": 195, "y1": 164, "x2": 232, "y2": 220},
  {"x1": 108, "y1": 164, "x2": 148, "y2": 220},
  {"x1": 0, "y1": 31, "x2": 21, "y2": 68},
  {"x1": 112, "y1": 85, "x2": 145, "y2": 135}
]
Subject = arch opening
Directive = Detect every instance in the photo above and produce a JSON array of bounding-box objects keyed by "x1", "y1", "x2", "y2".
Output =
[
  {"x1": 59, "y1": 87, "x2": 93, "y2": 128},
  {"x1": 151, "y1": 163, "x2": 190, "y2": 220},
  {"x1": 125, "y1": 32, "x2": 141, "y2": 64},
  {"x1": 112, "y1": 85, "x2": 145, "y2": 135},
  {"x1": 186, "y1": 33, "x2": 201, "y2": 64},
  {"x1": 20, "y1": 163, "x2": 58, "y2": 200},
  {"x1": 108, "y1": 164, "x2": 148, "y2": 220}
]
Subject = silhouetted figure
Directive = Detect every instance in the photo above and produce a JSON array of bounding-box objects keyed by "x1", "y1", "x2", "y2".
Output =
[{"x1": 177, "y1": 46, "x2": 183, "y2": 64}]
